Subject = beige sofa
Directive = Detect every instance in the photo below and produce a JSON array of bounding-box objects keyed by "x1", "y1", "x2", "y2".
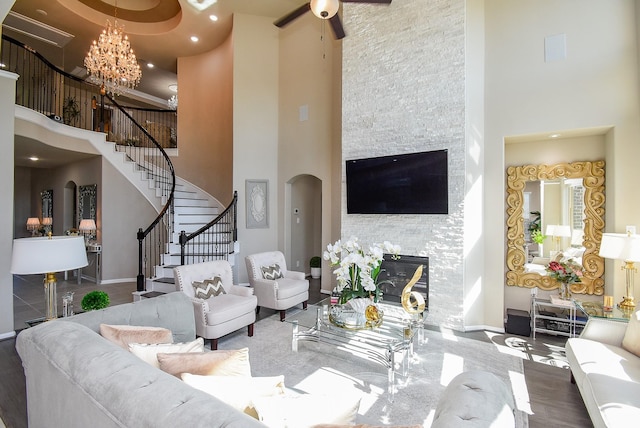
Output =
[
  {"x1": 16, "y1": 292, "x2": 266, "y2": 428},
  {"x1": 566, "y1": 314, "x2": 640, "y2": 427}
]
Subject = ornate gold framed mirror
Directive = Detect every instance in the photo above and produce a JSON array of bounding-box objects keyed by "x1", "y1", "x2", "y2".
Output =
[{"x1": 506, "y1": 161, "x2": 605, "y2": 295}]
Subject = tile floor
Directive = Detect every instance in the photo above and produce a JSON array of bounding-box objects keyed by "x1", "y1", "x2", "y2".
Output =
[{"x1": 13, "y1": 273, "x2": 138, "y2": 331}]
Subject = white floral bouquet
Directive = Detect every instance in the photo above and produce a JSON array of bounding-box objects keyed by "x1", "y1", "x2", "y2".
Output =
[{"x1": 323, "y1": 236, "x2": 401, "y2": 304}]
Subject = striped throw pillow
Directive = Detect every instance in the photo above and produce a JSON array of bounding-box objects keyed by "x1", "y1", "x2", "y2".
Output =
[
  {"x1": 261, "y1": 264, "x2": 283, "y2": 280},
  {"x1": 192, "y1": 276, "x2": 226, "y2": 299}
]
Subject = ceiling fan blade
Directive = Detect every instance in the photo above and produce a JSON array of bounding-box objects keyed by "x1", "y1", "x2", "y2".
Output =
[
  {"x1": 341, "y1": 0, "x2": 392, "y2": 4},
  {"x1": 329, "y1": 14, "x2": 346, "y2": 40},
  {"x1": 274, "y1": 3, "x2": 311, "y2": 28}
]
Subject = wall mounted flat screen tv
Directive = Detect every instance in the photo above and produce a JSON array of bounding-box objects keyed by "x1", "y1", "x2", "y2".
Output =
[{"x1": 346, "y1": 149, "x2": 448, "y2": 214}]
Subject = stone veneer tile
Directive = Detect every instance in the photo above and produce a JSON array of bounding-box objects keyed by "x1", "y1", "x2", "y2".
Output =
[{"x1": 341, "y1": 0, "x2": 465, "y2": 329}]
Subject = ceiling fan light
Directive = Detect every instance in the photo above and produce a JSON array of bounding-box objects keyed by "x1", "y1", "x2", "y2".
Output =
[{"x1": 310, "y1": 0, "x2": 339, "y2": 20}]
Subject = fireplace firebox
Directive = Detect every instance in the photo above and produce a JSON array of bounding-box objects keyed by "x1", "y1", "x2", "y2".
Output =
[{"x1": 378, "y1": 254, "x2": 429, "y2": 311}]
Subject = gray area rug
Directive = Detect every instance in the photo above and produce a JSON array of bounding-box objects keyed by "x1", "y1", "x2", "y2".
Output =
[{"x1": 219, "y1": 308, "x2": 528, "y2": 427}]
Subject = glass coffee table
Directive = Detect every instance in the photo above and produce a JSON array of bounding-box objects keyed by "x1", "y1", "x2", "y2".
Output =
[{"x1": 285, "y1": 301, "x2": 425, "y2": 399}]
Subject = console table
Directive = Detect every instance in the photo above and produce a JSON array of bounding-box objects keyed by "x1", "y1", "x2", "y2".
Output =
[
  {"x1": 81, "y1": 245, "x2": 102, "y2": 284},
  {"x1": 286, "y1": 302, "x2": 425, "y2": 400},
  {"x1": 531, "y1": 297, "x2": 587, "y2": 339}
]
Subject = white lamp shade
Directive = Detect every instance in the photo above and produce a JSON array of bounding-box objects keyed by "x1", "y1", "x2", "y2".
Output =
[
  {"x1": 78, "y1": 219, "x2": 96, "y2": 231},
  {"x1": 599, "y1": 233, "x2": 640, "y2": 262},
  {"x1": 545, "y1": 225, "x2": 556, "y2": 236},
  {"x1": 11, "y1": 236, "x2": 88, "y2": 274},
  {"x1": 310, "y1": 0, "x2": 340, "y2": 19},
  {"x1": 556, "y1": 225, "x2": 571, "y2": 238},
  {"x1": 42, "y1": 217, "x2": 52, "y2": 226}
]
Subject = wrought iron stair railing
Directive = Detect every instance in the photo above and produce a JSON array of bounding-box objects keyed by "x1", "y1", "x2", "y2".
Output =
[
  {"x1": 2, "y1": 34, "x2": 238, "y2": 289},
  {"x1": 179, "y1": 191, "x2": 238, "y2": 266},
  {"x1": 1, "y1": 34, "x2": 175, "y2": 291}
]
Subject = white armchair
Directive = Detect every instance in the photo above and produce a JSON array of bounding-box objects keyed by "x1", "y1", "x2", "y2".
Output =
[
  {"x1": 174, "y1": 260, "x2": 257, "y2": 350},
  {"x1": 245, "y1": 251, "x2": 309, "y2": 321}
]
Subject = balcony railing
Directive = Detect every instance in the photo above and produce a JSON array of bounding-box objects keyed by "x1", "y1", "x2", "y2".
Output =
[{"x1": 2, "y1": 34, "x2": 175, "y2": 291}]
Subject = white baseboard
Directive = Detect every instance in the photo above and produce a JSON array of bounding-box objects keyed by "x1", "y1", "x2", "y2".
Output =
[
  {"x1": 99, "y1": 277, "x2": 137, "y2": 285},
  {"x1": 0, "y1": 330, "x2": 17, "y2": 340}
]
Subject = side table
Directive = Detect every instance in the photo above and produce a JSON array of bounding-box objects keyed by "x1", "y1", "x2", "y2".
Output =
[{"x1": 574, "y1": 300, "x2": 631, "y2": 323}]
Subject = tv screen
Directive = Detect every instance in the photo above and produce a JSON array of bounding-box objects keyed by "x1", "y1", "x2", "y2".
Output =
[{"x1": 346, "y1": 149, "x2": 448, "y2": 214}]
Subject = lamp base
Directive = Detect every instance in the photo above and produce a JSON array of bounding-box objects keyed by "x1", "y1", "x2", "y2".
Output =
[
  {"x1": 619, "y1": 296, "x2": 636, "y2": 310},
  {"x1": 44, "y1": 272, "x2": 57, "y2": 321}
]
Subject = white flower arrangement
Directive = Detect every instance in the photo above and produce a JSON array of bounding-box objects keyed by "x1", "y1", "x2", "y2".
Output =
[{"x1": 324, "y1": 236, "x2": 401, "y2": 304}]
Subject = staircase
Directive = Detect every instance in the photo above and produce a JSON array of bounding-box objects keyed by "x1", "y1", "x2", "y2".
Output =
[{"x1": 146, "y1": 180, "x2": 223, "y2": 293}]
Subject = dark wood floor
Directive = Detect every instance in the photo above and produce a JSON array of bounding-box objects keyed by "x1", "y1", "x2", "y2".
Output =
[{"x1": 0, "y1": 275, "x2": 592, "y2": 428}]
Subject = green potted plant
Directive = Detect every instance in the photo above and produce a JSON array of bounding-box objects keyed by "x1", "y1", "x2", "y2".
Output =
[
  {"x1": 81, "y1": 290, "x2": 110, "y2": 311},
  {"x1": 62, "y1": 96, "x2": 80, "y2": 126},
  {"x1": 310, "y1": 256, "x2": 322, "y2": 279}
]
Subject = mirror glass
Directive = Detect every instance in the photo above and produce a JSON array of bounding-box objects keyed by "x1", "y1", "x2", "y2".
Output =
[
  {"x1": 77, "y1": 184, "x2": 97, "y2": 241},
  {"x1": 41, "y1": 189, "x2": 53, "y2": 231},
  {"x1": 506, "y1": 161, "x2": 605, "y2": 295}
]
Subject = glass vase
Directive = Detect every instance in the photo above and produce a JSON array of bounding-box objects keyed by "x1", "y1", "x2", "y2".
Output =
[
  {"x1": 329, "y1": 297, "x2": 383, "y2": 329},
  {"x1": 560, "y1": 282, "x2": 572, "y2": 300}
]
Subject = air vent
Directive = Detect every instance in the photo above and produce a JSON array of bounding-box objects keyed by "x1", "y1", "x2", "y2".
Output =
[{"x1": 2, "y1": 11, "x2": 74, "y2": 48}]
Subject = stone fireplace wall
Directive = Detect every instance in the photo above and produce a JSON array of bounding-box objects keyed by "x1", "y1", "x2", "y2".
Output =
[{"x1": 342, "y1": 0, "x2": 466, "y2": 329}]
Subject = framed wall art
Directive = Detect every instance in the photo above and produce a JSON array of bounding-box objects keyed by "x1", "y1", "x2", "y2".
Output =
[{"x1": 246, "y1": 179, "x2": 269, "y2": 229}]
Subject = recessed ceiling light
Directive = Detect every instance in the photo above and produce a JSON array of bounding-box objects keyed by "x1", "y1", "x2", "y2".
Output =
[
  {"x1": 187, "y1": 0, "x2": 217, "y2": 11},
  {"x1": 147, "y1": 63, "x2": 154, "y2": 68},
  {"x1": 168, "y1": 84, "x2": 178, "y2": 92},
  {"x1": 35, "y1": 9, "x2": 47, "y2": 16},
  {"x1": 549, "y1": 134, "x2": 561, "y2": 138},
  {"x1": 190, "y1": 35, "x2": 199, "y2": 42},
  {"x1": 209, "y1": 14, "x2": 218, "y2": 22},
  {"x1": 29, "y1": 156, "x2": 39, "y2": 161}
]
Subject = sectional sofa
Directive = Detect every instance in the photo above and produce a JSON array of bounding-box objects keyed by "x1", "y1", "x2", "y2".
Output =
[{"x1": 15, "y1": 292, "x2": 265, "y2": 428}]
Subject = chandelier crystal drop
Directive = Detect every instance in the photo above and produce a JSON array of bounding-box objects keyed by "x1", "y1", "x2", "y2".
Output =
[
  {"x1": 167, "y1": 95, "x2": 178, "y2": 110},
  {"x1": 84, "y1": 19, "x2": 142, "y2": 96}
]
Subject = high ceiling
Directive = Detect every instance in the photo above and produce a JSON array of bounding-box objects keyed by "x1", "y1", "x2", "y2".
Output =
[
  {"x1": 5, "y1": 0, "x2": 310, "y2": 167},
  {"x1": 4, "y1": 0, "x2": 308, "y2": 103}
]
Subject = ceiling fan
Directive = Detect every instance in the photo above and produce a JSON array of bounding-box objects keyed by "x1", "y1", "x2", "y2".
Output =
[{"x1": 274, "y1": 0, "x2": 392, "y2": 40}]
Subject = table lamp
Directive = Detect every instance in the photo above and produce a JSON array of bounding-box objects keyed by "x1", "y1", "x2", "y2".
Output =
[
  {"x1": 599, "y1": 232, "x2": 640, "y2": 309},
  {"x1": 546, "y1": 224, "x2": 571, "y2": 253},
  {"x1": 26, "y1": 217, "x2": 40, "y2": 236},
  {"x1": 78, "y1": 219, "x2": 97, "y2": 243},
  {"x1": 41, "y1": 217, "x2": 52, "y2": 234},
  {"x1": 10, "y1": 236, "x2": 88, "y2": 320}
]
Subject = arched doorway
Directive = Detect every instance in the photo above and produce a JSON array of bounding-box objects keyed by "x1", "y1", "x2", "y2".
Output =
[
  {"x1": 286, "y1": 175, "x2": 322, "y2": 276},
  {"x1": 63, "y1": 181, "x2": 77, "y2": 233}
]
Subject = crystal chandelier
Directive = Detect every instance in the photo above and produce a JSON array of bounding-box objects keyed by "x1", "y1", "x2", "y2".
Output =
[
  {"x1": 167, "y1": 95, "x2": 178, "y2": 110},
  {"x1": 84, "y1": 9, "x2": 142, "y2": 96}
]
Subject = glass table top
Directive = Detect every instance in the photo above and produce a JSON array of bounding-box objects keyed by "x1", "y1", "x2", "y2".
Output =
[{"x1": 574, "y1": 300, "x2": 632, "y2": 322}]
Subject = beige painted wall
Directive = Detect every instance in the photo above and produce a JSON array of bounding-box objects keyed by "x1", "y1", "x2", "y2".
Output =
[
  {"x1": 101, "y1": 158, "x2": 158, "y2": 282},
  {"x1": 232, "y1": 14, "x2": 280, "y2": 283},
  {"x1": 486, "y1": 0, "x2": 640, "y2": 323},
  {"x1": 277, "y1": 12, "x2": 339, "y2": 290},
  {"x1": 0, "y1": 69, "x2": 18, "y2": 339},
  {"x1": 174, "y1": 34, "x2": 234, "y2": 202}
]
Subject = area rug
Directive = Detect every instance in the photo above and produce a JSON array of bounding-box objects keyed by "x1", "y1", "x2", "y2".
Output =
[{"x1": 219, "y1": 307, "x2": 528, "y2": 427}]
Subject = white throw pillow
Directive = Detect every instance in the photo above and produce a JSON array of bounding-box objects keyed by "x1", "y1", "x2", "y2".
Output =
[
  {"x1": 252, "y1": 393, "x2": 362, "y2": 428},
  {"x1": 622, "y1": 309, "x2": 640, "y2": 357},
  {"x1": 181, "y1": 374, "x2": 285, "y2": 418},
  {"x1": 129, "y1": 338, "x2": 204, "y2": 368}
]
